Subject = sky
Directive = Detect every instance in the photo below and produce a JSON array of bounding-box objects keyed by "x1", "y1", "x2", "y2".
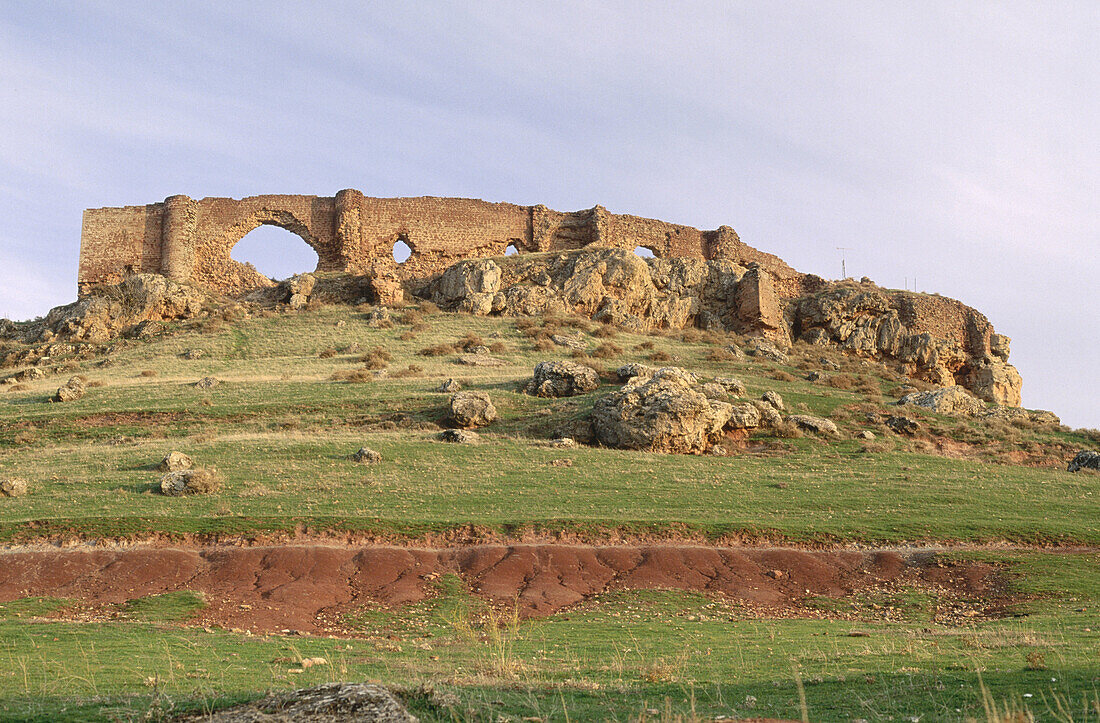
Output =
[{"x1": 0, "y1": 2, "x2": 1096, "y2": 427}]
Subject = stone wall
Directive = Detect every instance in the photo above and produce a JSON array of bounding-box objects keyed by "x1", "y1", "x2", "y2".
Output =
[{"x1": 78, "y1": 191, "x2": 799, "y2": 295}]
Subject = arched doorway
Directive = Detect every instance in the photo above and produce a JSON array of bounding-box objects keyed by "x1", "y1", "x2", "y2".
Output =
[
  {"x1": 504, "y1": 243, "x2": 519, "y2": 256},
  {"x1": 633, "y1": 246, "x2": 656, "y2": 259},
  {"x1": 230, "y1": 224, "x2": 320, "y2": 281}
]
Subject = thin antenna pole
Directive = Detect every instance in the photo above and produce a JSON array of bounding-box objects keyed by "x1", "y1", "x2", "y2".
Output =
[{"x1": 835, "y1": 247, "x2": 852, "y2": 280}]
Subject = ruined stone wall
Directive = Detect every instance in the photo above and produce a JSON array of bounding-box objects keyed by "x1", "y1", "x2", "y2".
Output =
[{"x1": 78, "y1": 191, "x2": 799, "y2": 295}]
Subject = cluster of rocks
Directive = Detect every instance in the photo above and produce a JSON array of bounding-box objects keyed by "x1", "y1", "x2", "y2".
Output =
[
  {"x1": 1068, "y1": 451, "x2": 1100, "y2": 473},
  {"x1": 176, "y1": 682, "x2": 416, "y2": 722},
  {"x1": 419, "y1": 249, "x2": 1024, "y2": 406},
  {"x1": 897, "y1": 385, "x2": 1059, "y2": 425}
]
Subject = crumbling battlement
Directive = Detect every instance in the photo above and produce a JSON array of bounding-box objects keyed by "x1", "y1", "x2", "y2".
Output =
[{"x1": 78, "y1": 191, "x2": 799, "y2": 295}]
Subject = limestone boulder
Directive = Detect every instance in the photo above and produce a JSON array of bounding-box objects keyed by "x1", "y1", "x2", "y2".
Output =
[
  {"x1": 712, "y1": 377, "x2": 746, "y2": 396},
  {"x1": 727, "y1": 402, "x2": 762, "y2": 429},
  {"x1": 592, "y1": 367, "x2": 733, "y2": 454},
  {"x1": 967, "y1": 358, "x2": 1023, "y2": 407},
  {"x1": 350, "y1": 447, "x2": 382, "y2": 464},
  {"x1": 190, "y1": 682, "x2": 416, "y2": 723},
  {"x1": 448, "y1": 391, "x2": 498, "y2": 428},
  {"x1": 898, "y1": 386, "x2": 985, "y2": 416},
  {"x1": 160, "y1": 468, "x2": 220, "y2": 496},
  {"x1": 157, "y1": 451, "x2": 194, "y2": 472},
  {"x1": 53, "y1": 376, "x2": 86, "y2": 403},
  {"x1": 761, "y1": 390, "x2": 785, "y2": 411},
  {"x1": 438, "y1": 429, "x2": 480, "y2": 444},
  {"x1": 787, "y1": 414, "x2": 839, "y2": 436},
  {"x1": 525, "y1": 360, "x2": 601, "y2": 398},
  {"x1": 0, "y1": 478, "x2": 28, "y2": 497},
  {"x1": 435, "y1": 260, "x2": 502, "y2": 314}
]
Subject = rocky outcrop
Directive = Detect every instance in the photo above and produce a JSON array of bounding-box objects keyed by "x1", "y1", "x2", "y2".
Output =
[
  {"x1": 787, "y1": 414, "x2": 839, "y2": 436},
  {"x1": 525, "y1": 360, "x2": 600, "y2": 398},
  {"x1": 53, "y1": 376, "x2": 86, "y2": 402},
  {"x1": 181, "y1": 682, "x2": 416, "y2": 723},
  {"x1": 592, "y1": 367, "x2": 734, "y2": 454},
  {"x1": 898, "y1": 386, "x2": 986, "y2": 416},
  {"x1": 19, "y1": 274, "x2": 208, "y2": 345}
]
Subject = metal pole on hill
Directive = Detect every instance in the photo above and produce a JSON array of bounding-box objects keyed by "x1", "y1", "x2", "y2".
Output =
[{"x1": 836, "y1": 247, "x2": 852, "y2": 279}]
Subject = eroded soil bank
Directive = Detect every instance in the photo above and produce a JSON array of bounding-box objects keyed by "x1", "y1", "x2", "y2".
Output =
[{"x1": 0, "y1": 543, "x2": 1011, "y2": 634}]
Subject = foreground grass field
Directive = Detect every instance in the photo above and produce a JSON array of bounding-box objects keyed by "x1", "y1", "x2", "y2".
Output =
[{"x1": 1, "y1": 301, "x2": 1098, "y2": 720}]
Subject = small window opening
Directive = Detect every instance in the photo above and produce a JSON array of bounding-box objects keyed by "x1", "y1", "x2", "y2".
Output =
[
  {"x1": 393, "y1": 239, "x2": 412, "y2": 264},
  {"x1": 633, "y1": 246, "x2": 656, "y2": 259},
  {"x1": 504, "y1": 243, "x2": 519, "y2": 256}
]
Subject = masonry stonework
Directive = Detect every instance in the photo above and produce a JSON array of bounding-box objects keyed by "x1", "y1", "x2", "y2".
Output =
[{"x1": 78, "y1": 191, "x2": 799, "y2": 296}]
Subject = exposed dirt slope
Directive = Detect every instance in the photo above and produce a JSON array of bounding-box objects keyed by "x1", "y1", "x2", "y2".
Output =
[{"x1": 0, "y1": 543, "x2": 1005, "y2": 634}]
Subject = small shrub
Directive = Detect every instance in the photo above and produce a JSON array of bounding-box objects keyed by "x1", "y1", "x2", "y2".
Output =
[
  {"x1": 649, "y1": 350, "x2": 673, "y2": 363},
  {"x1": 87, "y1": 380, "x2": 106, "y2": 388},
  {"x1": 825, "y1": 374, "x2": 856, "y2": 390},
  {"x1": 399, "y1": 330, "x2": 418, "y2": 342},
  {"x1": 361, "y1": 347, "x2": 391, "y2": 370},
  {"x1": 419, "y1": 343, "x2": 456, "y2": 357},
  {"x1": 534, "y1": 337, "x2": 556, "y2": 352},
  {"x1": 705, "y1": 348, "x2": 737, "y2": 362},
  {"x1": 139, "y1": 370, "x2": 158, "y2": 378},
  {"x1": 636, "y1": 341, "x2": 655, "y2": 351},
  {"x1": 417, "y1": 301, "x2": 440, "y2": 314},
  {"x1": 390, "y1": 364, "x2": 424, "y2": 378},
  {"x1": 488, "y1": 341, "x2": 507, "y2": 354},
  {"x1": 593, "y1": 342, "x2": 623, "y2": 359},
  {"x1": 186, "y1": 468, "x2": 221, "y2": 495},
  {"x1": 397, "y1": 310, "x2": 423, "y2": 326},
  {"x1": 769, "y1": 370, "x2": 797, "y2": 382},
  {"x1": 592, "y1": 325, "x2": 617, "y2": 338},
  {"x1": 318, "y1": 347, "x2": 338, "y2": 359},
  {"x1": 679, "y1": 329, "x2": 703, "y2": 343},
  {"x1": 459, "y1": 333, "x2": 485, "y2": 351},
  {"x1": 331, "y1": 368, "x2": 374, "y2": 383},
  {"x1": 773, "y1": 421, "x2": 805, "y2": 439}
]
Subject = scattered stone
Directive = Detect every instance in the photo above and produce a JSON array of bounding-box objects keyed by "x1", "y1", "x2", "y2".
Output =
[
  {"x1": 819, "y1": 357, "x2": 841, "y2": 371},
  {"x1": 752, "y1": 400, "x2": 783, "y2": 428},
  {"x1": 182, "y1": 348, "x2": 206, "y2": 360},
  {"x1": 181, "y1": 682, "x2": 416, "y2": 723},
  {"x1": 712, "y1": 377, "x2": 746, "y2": 396},
  {"x1": 350, "y1": 447, "x2": 382, "y2": 464},
  {"x1": 364, "y1": 307, "x2": 392, "y2": 327},
  {"x1": 787, "y1": 414, "x2": 839, "y2": 436},
  {"x1": 456, "y1": 354, "x2": 504, "y2": 367},
  {"x1": 334, "y1": 319, "x2": 347, "y2": 328},
  {"x1": 700, "y1": 382, "x2": 729, "y2": 400},
  {"x1": 53, "y1": 376, "x2": 86, "y2": 402},
  {"x1": 157, "y1": 451, "x2": 194, "y2": 473},
  {"x1": 437, "y1": 429, "x2": 480, "y2": 444},
  {"x1": 766, "y1": 569, "x2": 784, "y2": 579},
  {"x1": 722, "y1": 344, "x2": 746, "y2": 360},
  {"x1": 525, "y1": 360, "x2": 600, "y2": 398},
  {"x1": 436, "y1": 378, "x2": 462, "y2": 393},
  {"x1": 885, "y1": 415, "x2": 920, "y2": 435},
  {"x1": 761, "y1": 390, "x2": 785, "y2": 411},
  {"x1": 160, "y1": 468, "x2": 220, "y2": 496},
  {"x1": 195, "y1": 376, "x2": 220, "y2": 390},
  {"x1": 592, "y1": 366, "x2": 733, "y2": 454},
  {"x1": 1068, "y1": 451, "x2": 1100, "y2": 473},
  {"x1": 547, "y1": 437, "x2": 576, "y2": 449},
  {"x1": 616, "y1": 363, "x2": 655, "y2": 381},
  {"x1": 551, "y1": 333, "x2": 588, "y2": 351},
  {"x1": 856, "y1": 430, "x2": 876, "y2": 440},
  {"x1": 550, "y1": 458, "x2": 574, "y2": 468},
  {"x1": 17, "y1": 367, "x2": 47, "y2": 381},
  {"x1": 448, "y1": 391, "x2": 498, "y2": 428},
  {"x1": 898, "y1": 386, "x2": 985, "y2": 416},
  {"x1": 0, "y1": 478, "x2": 28, "y2": 497},
  {"x1": 746, "y1": 338, "x2": 788, "y2": 363},
  {"x1": 707, "y1": 444, "x2": 728, "y2": 456},
  {"x1": 466, "y1": 345, "x2": 491, "y2": 356},
  {"x1": 727, "y1": 402, "x2": 762, "y2": 429},
  {"x1": 805, "y1": 371, "x2": 822, "y2": 382},
  {"x1": 283, "y1": 273, "x2": 316, "y2": 310}
]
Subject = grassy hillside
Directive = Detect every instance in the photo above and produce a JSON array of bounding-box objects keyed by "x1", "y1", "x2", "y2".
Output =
[{"x1": 0, "y1": 300, "x2": 1098, "y2": 721}]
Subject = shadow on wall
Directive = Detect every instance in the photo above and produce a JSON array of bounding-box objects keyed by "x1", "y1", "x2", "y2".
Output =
[{"x1": 231, "y1": 225, "x2": 320, "y2": 281}]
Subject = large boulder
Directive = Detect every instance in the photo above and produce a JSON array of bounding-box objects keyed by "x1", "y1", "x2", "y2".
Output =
[
  {"x1": 967, "y1": 358, "x2": 1023, "y2": 407},
  {"x1": 434, "y1": 260, "x2": 502, "y2": 314},
  {"x1": 0, "y1": 478, "x2": 28, "y2": 497},
  {"x1": 1068, "y1": 451, "x2": 1100, "y2": 473},
  {"x1": 160, "y1": 468, "x2": 220, "y2": 496},
  {"x1": 787, "y1": 414, "x2": 839, "y2": 436},
  {"x1": 592, "y1": 367, "x2": 733, "y2": 454},
  {"x1": 448, "y1": 391, "x2": 498, "y2": 428},
  {"x1": 525, "y1": 360, "x2": 600, "y2": 398},
  {"x1": 898, "y1": 386, "x2": 985, "y2": 416},
  {"x1": 53, "y1": 376, "x2": 86, "y2": 403},
  {"x1": 157, "y1": 451, "x2": 194, "y2": 472}
]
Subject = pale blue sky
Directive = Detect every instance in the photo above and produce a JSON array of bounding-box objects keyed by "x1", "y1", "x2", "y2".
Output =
[{"x1": 0, "y1": 2, "x2": 1096, "y2": 427}]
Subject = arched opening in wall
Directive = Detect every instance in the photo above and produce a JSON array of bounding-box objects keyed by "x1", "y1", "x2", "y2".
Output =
[
  {"x1": 231, "y1": 224, "x2": 319, "y2": 281},
  {"x1": 633, "y1": 246, "x2": 656, "y2": 259},
  {"x1": 504, "y1": 243, "x2": 519, "y2": 256},
  {"x1": 393, "y1": 239, "x2": 412, "y2": 264}
]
